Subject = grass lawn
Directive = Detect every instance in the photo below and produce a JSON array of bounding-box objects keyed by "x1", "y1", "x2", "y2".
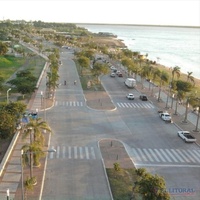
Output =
[
  {"x1": 0, "y1": 55, "x2": 45, "y2": 101},
  {"x1": 107, "y1": 168, "x2": 142, "y2": 200},
  {"x1": 0, "y1": 55, "x2": 25, "y2": 80}
]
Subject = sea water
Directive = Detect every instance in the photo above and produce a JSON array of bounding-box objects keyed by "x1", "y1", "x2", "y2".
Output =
[{"x1": 77, "y1": 24, "x2": 200, "y2": 79}]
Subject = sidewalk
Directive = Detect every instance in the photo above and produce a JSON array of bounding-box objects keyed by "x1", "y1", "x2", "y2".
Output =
[{"x1": 0, "y1": 61, "x2": 51, "y2": 199}]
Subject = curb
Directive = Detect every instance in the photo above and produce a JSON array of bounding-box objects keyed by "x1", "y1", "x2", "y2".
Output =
[{"x1": 98, "y1": 139, "x2": 114, "y2": 200}]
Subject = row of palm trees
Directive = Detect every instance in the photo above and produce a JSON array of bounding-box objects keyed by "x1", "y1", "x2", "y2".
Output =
[
  {"x1": 20, "y1": 50, "x2": 60, "y2": 198},
  {"x1": 76, "y1": 43, "x2": 200, "y2": 116},
  {"x1": 21, "y1": 116, "x2": 51, "y2": 198}
]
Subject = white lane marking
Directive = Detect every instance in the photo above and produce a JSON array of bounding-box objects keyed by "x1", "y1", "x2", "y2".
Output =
[
  {"x1": 85, "y1": 146, "x2": 89, "y2": 159},
  {"x1": 79, "y1": 147, "x2": 83, "y2": 159},
  {"x1": 143, "y1": 148, "x2": 154, "y2": 162},
  {"x1": 154, "y1": 149, "x2": 167, "y2": 162},
  {"x1": 74, "y1": 146, "x2": 77, "y2": 159},
  {"x1": 175, "y1": 149, "x2": 190, "y2": 163},
  {"x1": 137, "y1": 148, "x2": 148, "y2": 162},
  {"x1": 56, "y1": 146, "x2": 60, "y2": 159},
  {"x1": 170, "y1": 149, "x2": 185, "y2": 162},
  {"x1": 148, "y1": 149, "x2": 160, "y2": 162},
  {"x1": 68, "y1": 146, "x2": 71, "y2": 159},
  {"x1": 62, "y1": 146, "x2": 66, "y2": 158},
  {"x1": 90, "y1": 147, "x2": 96, "y2": 159},
  {"x1": 181, "y1": 149, "x2": 196, "y2": 163},
  {"x1": 159, "y1": 149, "x2": 172, "y2": 162},
  {"x1": 132, "y1": 148, "x2": 142, "y2": 162},
  {"x1": 165, "y1": 149, "x2": 178, "y2": 162}
]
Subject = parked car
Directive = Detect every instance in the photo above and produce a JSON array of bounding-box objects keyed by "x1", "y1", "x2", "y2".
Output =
[
  {"x1": 110, "y1": 73, "x2": 116, "y2": 77},
  {"x1": 118, "y1": 73, "x2": 123, "y2": 77},
  {"x1": 126, "y1": 93, "x2": 135, "y2": 100},
  {"x1": 177, "y1": 131, "x2": 196, "y2": 143},
  {"x1": 140, "y1": 94, "x2": 148, "y2": 101}
]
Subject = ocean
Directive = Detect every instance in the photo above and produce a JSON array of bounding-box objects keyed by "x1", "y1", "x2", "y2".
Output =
[{"x1": 77, "y1": 24, "x2": 200, "y2": 79}]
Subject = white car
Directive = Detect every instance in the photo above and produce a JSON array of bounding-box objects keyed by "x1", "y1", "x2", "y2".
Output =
[
  {"x1": 177, "y1": 131, "x2": 197, "y2": 143},
  {"x1": 110, "y1": 73, "x2": 116, "y2": 77},
  {"x1": 116, "y1": 70, "x2": 121, "y2": 75},
  {"x1": 126, "y1": 93, "x2": 134, "y2": 100},
  {"x1": 110, "y1": 66, "x2": 117, "y2": 70}
]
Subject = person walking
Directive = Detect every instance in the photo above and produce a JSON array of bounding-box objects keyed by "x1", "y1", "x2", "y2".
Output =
[{"x1": 74, "y1": 80, "x2": 77, "y2": 85}]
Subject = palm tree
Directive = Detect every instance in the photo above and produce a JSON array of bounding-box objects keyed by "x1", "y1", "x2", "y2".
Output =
[
  {"x1": 172, "y1": 66, "x2": 181, "y2": 82},
  {"x1": 157, "y1": 71, "x2": 169, "y2": 101},
  {"x1": 22, "y1": 118, "x2": 51, "y2": 178},
  {"x1": 187, "y1": 71, "x2": 195, "y2": 86},
  {"x1": 150, "y1": 67, "x2": 160, "y2": 96}
]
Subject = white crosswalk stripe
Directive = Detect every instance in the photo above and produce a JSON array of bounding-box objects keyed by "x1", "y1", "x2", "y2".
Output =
[
  {"x1": 55, "y1": 101, "x2": 84, "y2": 107},
  {"x1": 48, "y1": 146, "x2": 97, "y2": 160},
  {"x1": 131, "y1": 148, "x2": 200, "y2": 164},
  {"x1": 116, "y1": 102, "x2": 154, "y2": 109}
]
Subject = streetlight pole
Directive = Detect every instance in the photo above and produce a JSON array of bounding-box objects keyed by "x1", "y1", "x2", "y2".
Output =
[
  {"x1": 194, "y1": 98, "x2": 200, "y2": 132},
  {"x1": 6, "y1": 88, "x2": 11, "y2": 104},
  {"x1": 21, "y1": 148, "x2": 56, "y2": 200},
  {"x1": 21, "y1": 150, "x2": 25, "y2": 200},
  {"x1": 44, "y1": 91, "x2": 46, "y2": 121},
  {"x1": 6, "y1": 188, "x2": 9, "y2": 200},
  {"x1": 41, "y1": 91, "x2": 43, "y2": 110}
]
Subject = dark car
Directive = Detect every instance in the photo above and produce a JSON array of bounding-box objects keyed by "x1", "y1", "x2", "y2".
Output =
[{"x1": 140, "y1": 94, "x2": 148, "y2": 101}]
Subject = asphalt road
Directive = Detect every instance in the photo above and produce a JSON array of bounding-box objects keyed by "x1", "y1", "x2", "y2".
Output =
[
  {"x1": 42, "y1": 48, "x2": 200, "y2": 200},
  {"x1": 42, "y1": 49, "x2": 112, "y2": 200},
  {"x1": 102, "y1": 69, "x2": 200, "y2": 200}
]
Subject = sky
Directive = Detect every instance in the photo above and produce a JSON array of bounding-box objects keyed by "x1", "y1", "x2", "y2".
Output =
[{"x1": 1, "y1": 0, "x2": 200, "y2": 27}]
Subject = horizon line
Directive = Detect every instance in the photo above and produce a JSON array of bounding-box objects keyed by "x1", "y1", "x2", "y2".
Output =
[{"x1": 75, "y1": 22, "x2": 200, "y2": 29}]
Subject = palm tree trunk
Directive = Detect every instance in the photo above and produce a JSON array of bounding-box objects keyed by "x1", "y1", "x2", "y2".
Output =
[{"x1": 30, "y1": 130, "x2": 33, "y2": 178}]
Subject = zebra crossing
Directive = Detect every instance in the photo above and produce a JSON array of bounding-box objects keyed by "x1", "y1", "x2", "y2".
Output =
[
  {"x1": 55, "y1": 101, "x2": 85, "y2": 107},
  {"x1": 48, "y1": 146, "x2": 97, "y2": 160},
  {"x1": 116, "y1": 102, "x2": 154, "y2": 109},
  {"x1": 131, "y1": 148, "x2": 200, "y2": 165}
]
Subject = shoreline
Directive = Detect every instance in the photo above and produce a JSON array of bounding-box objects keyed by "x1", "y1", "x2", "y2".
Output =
[
  {"x1": 107, "y1": 36, "x2": 200, "y2": 84},
  {"x1": 79, "y1": 24, "x2": 200, "y2": 80}
]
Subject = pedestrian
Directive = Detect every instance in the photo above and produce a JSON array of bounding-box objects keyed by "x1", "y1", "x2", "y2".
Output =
[{"x1": 74, "y1": 80, "x2": 77, "y2": 85}]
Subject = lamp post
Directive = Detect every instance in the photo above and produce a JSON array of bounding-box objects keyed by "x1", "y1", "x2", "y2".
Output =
[
  {"x1": 41, "y1": 91, "x2": 43, "y2": 109},
  {"x1": 6, "y1": 188, "x2": 9, "y2": 200},
  {"x1": 44, "y1": 91, "x2": 46, "y2": 121},
  {"x1": 193, "y1": 98, "x2": 200, "y2": 132},
  {"x1": 6, "y1": 88, "x2": 11, "y2": 104},
  {"x1": 21, "y1": 148, "x2": 56, "y2": 200}
]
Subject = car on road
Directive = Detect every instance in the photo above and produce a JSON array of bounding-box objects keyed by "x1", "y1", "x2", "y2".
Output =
[
  {"x1": 158, "y1": 111, "x2": 172, "y2": 123},
  {"x1": 140, "y1": 94, "x2": 148, "y2": 101},
  {"x1": 110, "y1": 66, "x2": 116, "y2": 70},
  {"x1": 177, "y1": 131, "x2": 197, "y2": 143},
  {"x1": 117, "y1": 73, "x2": 123, "y2": 77},
  {"x1": 110, "y1": 73, "x2": 116, "y2": 77},
  {"x1": 126, "y1": 93, "x2": 135, "y2": 100},
  {"x1": 116, "y1": 70, "x2": 121, "y2": 75}
]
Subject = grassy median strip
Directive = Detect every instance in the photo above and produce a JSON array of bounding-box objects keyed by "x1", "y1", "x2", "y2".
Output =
[{"x1": 107, "y1": 168, "x2": 142, "y2": 200}]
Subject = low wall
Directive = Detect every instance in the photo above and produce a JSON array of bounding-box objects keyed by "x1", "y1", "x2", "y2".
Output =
[{"x1": 0, "y1": 131, "x2": 20, "y2": 177}]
